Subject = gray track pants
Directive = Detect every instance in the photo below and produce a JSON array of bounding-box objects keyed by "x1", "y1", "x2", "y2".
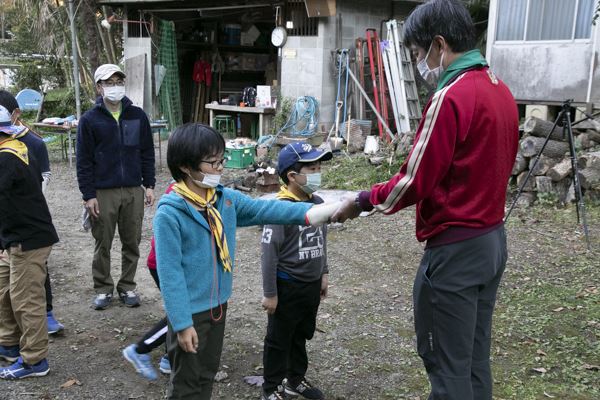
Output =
[{"x1": 413, "y1": 226, "x2": 507, "y2": 400}]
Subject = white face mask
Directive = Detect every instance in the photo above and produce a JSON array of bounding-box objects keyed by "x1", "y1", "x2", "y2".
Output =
[
  {"x1": 103, "y1": 86, "x2": 126, "y2": 102},
  {"x1": 417, "y1": 41, "x2": 445, "y2": 86},
  {"x1": 297, "y1": 172, "x2": 321, "y2": 195},
  {"x1": 189, "y1": 172, "x2": 221, "y2": 189}
]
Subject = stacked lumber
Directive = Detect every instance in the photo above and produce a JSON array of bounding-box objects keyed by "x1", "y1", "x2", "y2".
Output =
[{"x1": 511, "y1": 116, "x2": 600, "y2": 206}]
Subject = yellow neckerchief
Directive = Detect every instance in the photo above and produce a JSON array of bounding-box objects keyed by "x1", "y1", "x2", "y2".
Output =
[
  {"x1": 276, "y1": 185, "x2": 311, "y2": 202},
  {"x1": 0, "y1": 137, "x2": 29, "y2": 165},
  {"x1": 172, "y1": 181, "x2": 232, "y2": 273}
]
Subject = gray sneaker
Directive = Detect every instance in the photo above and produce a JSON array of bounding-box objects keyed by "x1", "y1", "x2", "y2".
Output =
[
  {"x1": 92, "y1": 293, "x2": 112, "y2": 310},
  {"x1": 118, "y1": 291, "x2": 140, "y2": 307}
]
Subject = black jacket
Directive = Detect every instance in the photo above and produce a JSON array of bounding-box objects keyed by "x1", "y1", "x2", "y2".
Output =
[
  {"x1": 76, "y1": 96, "x2": 155, "y2": 201},
  {"x1": 0, "y1": 152, "x2": 59, "y2": 251}
]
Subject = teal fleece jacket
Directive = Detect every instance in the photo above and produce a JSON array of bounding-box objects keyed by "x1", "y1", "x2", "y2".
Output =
[{"x1": 154, "y1": 186, "x2": 312, "y2": 332}]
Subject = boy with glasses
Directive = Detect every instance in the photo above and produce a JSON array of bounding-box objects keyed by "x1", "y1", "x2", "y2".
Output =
[
  {"x1": 154, "y1": 124, "x2": 338, "y2": 399},
  {"x1": 76, "y1": 64, "x2": 156, "y2": 310}
]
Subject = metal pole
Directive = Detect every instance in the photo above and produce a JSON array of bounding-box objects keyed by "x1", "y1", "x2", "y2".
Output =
[
  {"x1": 347, "y1": 66, "x2": 395, "y2": 141},
  {"x1": 67, "y1": 0, "x2": 81, "y2": 169},
  {"x1": 68, "y1": 0, "x2": 81, "y2": 120}
]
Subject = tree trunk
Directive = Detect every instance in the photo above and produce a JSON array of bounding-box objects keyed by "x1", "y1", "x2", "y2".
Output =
[
  {"x1": 547, "y1": 158, "x2": 572, "y2": 182},
  {"x1": 102, "y1": 6, "x2": 118, "y2": 64},
  {"x1": 579, "y1": 168, "x2": 600, "y2": 190},
  {"x1": 577, "y1": 151, "x2": 600, "y2": 170},
  {"x1": 575, "y1": 133, "x2": 595, "y2": 150},
  {"x1": 585, "y1": 130, "x2": 600, "y2": 143},
  {"x1": 523, "y1": 117, "x2": 566, "y2": 142},
  {"x1": 80, "y1": 0, "x2": 100, "y2": 71},
  {"x1": 573, "y1": 118, "x2": 600, "y2": 131},
  {"x1": 512, "y1": 151, "x2": 528, "y2": 175},
  {"x1": 528, "y1": 155, "x2": 560, "y2": 176},
  {"x1": 520, "y1": 136, "x2": 569, "y2": 158},
  {"x1": 536, "y1": 176, "x2": 570, "y2": 203},
  {"x1": 516, "y1": 171, "x2": 535, "y2": 192}
]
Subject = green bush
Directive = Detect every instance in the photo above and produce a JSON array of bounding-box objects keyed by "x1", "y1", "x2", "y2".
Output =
[
  {"x1": 322, "y1": 151, "x2": 406, "y2": 191},
  {"x1": 42, "y1": 88, "x2": 91, "y2": 118}
]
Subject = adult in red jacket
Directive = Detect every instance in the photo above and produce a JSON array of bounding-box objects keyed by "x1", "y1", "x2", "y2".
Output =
[{"x1": 333, "y1": 1, "x2": 519, "y2": 399}]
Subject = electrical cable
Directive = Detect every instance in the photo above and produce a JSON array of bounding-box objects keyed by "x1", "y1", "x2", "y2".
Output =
[{"x1": 260, "y1": 96, "x2": 320, "y2": 149}]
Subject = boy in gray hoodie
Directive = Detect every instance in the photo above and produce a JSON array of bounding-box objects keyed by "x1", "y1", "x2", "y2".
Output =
[{"x1": 260, "y1": 142, "x2": 332, "y2": 400}]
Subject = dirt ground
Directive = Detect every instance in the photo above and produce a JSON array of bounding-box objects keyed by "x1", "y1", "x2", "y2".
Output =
[{"x1": 1, "y1": 148, "x2": 598, "y2": 400}]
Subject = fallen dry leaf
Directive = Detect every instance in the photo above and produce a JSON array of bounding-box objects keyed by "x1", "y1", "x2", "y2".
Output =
[
  {"x1": 60, "y1": 379, "x2": 81, "y2": 389},
  {"x1": 532, "y1": 367, "x2": 547, "y2": 374},
  {"x1": 552, "y1": 307, "x2": 564, "y2": 312},
  {"x1": 536, "y1": 349, "x2": 547, "y2": 357}
]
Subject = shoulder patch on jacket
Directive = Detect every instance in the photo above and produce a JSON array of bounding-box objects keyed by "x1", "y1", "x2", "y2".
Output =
[{"x1": 225, "y1": 199, "x2": 232, "y2": 207}]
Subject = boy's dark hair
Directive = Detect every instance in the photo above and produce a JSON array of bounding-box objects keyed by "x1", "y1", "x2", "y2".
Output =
[
  {"x1": 279, "y1": 161, "x2": 319, "y2": 185},
  {"x1": 403, "y1": 0, "x2": 476, "y2": 53},
  {"x1": 0, "y1": 90, "x2": 20, "y2": 114},
  {"x1": 167, "y1": 123, "x2": 225, "y2": 182}
]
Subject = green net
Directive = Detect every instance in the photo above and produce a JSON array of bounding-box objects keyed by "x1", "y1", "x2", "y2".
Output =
[{"x1": 158, "y1": 20, "x2": 183, "y2": 129}]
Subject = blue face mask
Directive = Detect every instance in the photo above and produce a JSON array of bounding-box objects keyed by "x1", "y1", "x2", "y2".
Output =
[{"x1": 297, "y1": 172, "x2": 321, "y2": 194}]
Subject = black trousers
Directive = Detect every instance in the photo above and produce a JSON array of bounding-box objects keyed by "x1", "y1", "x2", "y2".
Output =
[
  {"x1": 262, "y1": 278, "x2": 321, "y2": 394},
  {"x1": 135, "y1": 268, "x2": 168, "y2": 354},
  {"x1": 413, "y1": 226, "x2": 507, "y2": 400},
  {"x1": 167, "y1": 303, "x2": 227, "y2": 400}
]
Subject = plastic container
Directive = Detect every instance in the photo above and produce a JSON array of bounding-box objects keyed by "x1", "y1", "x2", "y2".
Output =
[
  {"x1": 225, "y1": 145, "x2": 255, "y2": 169},
  {"x1": 223, "y1": 24, "x2": 241, "y2": 46}
]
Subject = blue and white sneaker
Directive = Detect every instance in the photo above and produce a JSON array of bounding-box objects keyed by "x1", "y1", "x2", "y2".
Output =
[
  {"x1": 158, "y1": 354, "x2": 171, "y2": 374},
  {"x1": 0, "y1": 357, "x2": 49, "y2": 379},
  {"x1": 122, "y1": 344, "x2": 158, "y2": 381},
  {"x1": 92, "y1": 293, "x2": 112, "y2": 310},
  {"x1": 47, "y1": 311, "x2": 64, "y2": 335},
  {"x1": 0, "y1": 345, "x2": 20, "y2": 362}
]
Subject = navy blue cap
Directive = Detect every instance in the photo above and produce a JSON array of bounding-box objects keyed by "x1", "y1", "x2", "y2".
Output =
[{"x1": 277, "y1": 142, "x2": 333, "y2": 175}]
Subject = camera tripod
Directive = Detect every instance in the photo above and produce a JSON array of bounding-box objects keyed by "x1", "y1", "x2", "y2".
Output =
[{"x1": 505, "y1": 99, "x2": 591, "y2": 250}]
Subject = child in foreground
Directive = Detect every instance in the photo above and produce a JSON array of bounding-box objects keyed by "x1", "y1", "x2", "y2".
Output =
[
  {"x1": 260, "y1": 142, "x2": 332, "y2": 400},
  {"x1": 153, "y1": 124, "x2": 338, "y2": 399}
]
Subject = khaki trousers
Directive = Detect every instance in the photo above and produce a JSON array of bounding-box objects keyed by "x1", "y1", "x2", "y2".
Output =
[
  {"x1": 0, "y1": 245, "x2": 51, "y2": 364},
  {"x1": 91, "y1": 187, "x2": 144, "y2": 294}
]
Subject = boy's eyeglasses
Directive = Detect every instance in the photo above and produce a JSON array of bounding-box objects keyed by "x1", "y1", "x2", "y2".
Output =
[
  {"x1": 200, "y1": 158, "x2": 227, "y2": 169},
  {"x1": 101, "y1": 81, "x2": 125, "y2": 87}
]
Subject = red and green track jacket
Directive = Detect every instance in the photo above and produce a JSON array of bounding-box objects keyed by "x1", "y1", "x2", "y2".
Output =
[{"x1": 359, "y1": 58, "x2": 519, "y2": 244}]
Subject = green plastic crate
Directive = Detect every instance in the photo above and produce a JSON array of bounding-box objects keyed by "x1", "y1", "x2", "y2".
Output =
[{"x1": 225, "y1": 146, "x2": 255, "y2": 169}]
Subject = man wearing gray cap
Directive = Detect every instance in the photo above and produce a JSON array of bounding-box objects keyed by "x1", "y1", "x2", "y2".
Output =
[{"x1": 76, "y1": 64, "x2": 155, "y2": 310}]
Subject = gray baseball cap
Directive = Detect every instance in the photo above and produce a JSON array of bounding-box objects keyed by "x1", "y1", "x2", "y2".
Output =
[{"x1": 94, "y1": 64, "x2": 126, "y2": 84}]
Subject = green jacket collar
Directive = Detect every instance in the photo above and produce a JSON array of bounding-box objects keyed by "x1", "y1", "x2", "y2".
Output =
[{"x1": 437, "y1": 49, "x2": 488, "y2": 90}]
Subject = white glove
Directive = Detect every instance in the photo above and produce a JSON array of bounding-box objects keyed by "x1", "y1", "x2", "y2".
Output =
[{"x1": 305, "y1": 202, "x2": 340, "y2": 225}]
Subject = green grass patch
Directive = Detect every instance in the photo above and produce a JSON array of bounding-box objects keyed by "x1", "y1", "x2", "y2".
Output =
[
  {"x1": 493, "y1": 256, "x2": 600, "y2": 399},
  {"x1": 322, "y1": 153, "x2": 406, "y2": 191}
]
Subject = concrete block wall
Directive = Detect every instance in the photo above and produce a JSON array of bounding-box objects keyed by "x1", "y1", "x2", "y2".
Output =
[{"x1": 280, "y1": 0, "x2": 392, "y2": 131}]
